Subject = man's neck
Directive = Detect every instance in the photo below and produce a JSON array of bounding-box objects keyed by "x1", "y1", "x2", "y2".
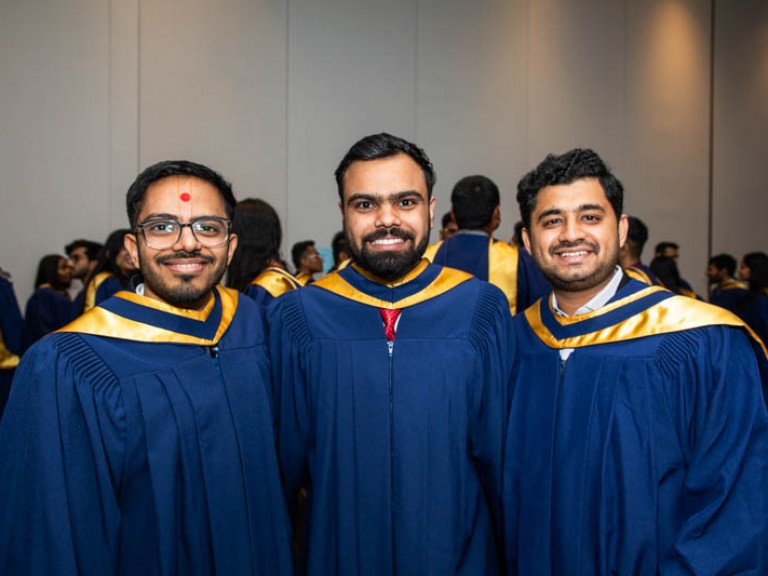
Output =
[
  {"x1": 552, "y1": 267, "x2": 623, "y2": 317},
  {"x1": 136, "y1": 283, "x2": 215, "y2": 312},
  {"x1": 457, "y1": 228, "x2": 491, "y2": 238}
]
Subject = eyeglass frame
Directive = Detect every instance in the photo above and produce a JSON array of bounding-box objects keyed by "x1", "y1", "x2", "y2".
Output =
[{"x1": 134, "y1": 216, "x2": 232, "y2": 249}]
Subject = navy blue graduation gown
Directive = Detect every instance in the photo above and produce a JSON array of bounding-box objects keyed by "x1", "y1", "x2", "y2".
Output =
[
  {"x1": 22, "y1": 286, "x2": 76, "y2": 350},
  {"x1": 431, "y1": 232, "x2": 550, "y2": 315},
  {"x1": 0, "y1": 286, "x2": 294, "y2": 575},
  {"x1": 0, "y1": 276, "x2": 24, "y2": 417},
  {"x1": 268, "y1": 261, "x2": 514, "y2": 575},
  {"x1": 504, "y1": 279, "x2": 768, "y2": 575},
  {"x1": 624, "y1": 262, "x2": 661, "y2": 286},
  {"x1": 736, "y1": 290, "x2": 768, "y2": 348},
  {"x1": 245, "y1": 267, "x2": 302, "y2": 307},
  {"x1": 709, "y1": 279, "x2": 748, "y2": 314}
]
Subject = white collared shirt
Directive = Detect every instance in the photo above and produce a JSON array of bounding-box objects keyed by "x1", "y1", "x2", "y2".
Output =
[{"x1": 551, "y1": 266, "x2": 624, "y2": 361}]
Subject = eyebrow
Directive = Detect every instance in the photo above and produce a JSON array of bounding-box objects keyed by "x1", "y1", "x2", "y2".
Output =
[
  {"x1": 345, "y1": 190, "x2": 423, "y2": 205},
  {"x1": 536, "y1": 203, "x2": 606, "y2": 222},
  {"x1": 139, "y1": 213, "x2": 227, "y2": 222}
]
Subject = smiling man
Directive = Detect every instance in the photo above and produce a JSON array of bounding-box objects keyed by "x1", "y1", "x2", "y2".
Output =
[
  {"x1": 0, "y1": 161, "x2": 293, "y2": 575},
  {"x1": 503, "y1": 148, "x2": 768, "y2": 574},
  {"x1": 268, "y1": 133, "x2": 514, "y2": 575}
]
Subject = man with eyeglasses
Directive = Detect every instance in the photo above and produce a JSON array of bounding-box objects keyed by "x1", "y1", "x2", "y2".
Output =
[{"x1": 0, "y1": 160, "x2": 294, "y2": 574}]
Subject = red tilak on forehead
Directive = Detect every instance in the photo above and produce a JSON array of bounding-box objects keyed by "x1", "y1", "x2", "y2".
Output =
[{"x1": 180, "y1": 192, "x2": 191, "y2": 202}]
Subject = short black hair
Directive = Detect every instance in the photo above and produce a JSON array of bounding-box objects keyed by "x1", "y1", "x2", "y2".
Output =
[
  {"x1": 441, "y1": 211, "x2": 454, "y2": 230},
  {"x1": 516, "y1": 148, "x2": 623, "y2": 229},
  {"x1": 126, "y1": 160, "x2": 236, "y2": 227},
  {"x1": 655, "y1": 241, "x2": 679, "y2": 255},
  {"x1": 65, "y1": 239, "x2": 103, "y2": 261},
  {"x1": 334, "y1": 133, "x2": 436, "y2": 200},
  {"x1": 450, "y1": 175, "x2": 500, "y2": 230},
  {"x1": 291, "y1": 240, "x2": 316, "y2": 271},
  {"x1": 512, "y1": 220, "x2": 525, "y2": 247},
  {"x1": 708, "y1": 253, "x2": 737, "y2": 276},
  {"x1": 331, "y1": 230, "x2": 349, "y2": 268},
  {"x1": 625, "y1": 216, "x2": 649, "y2": 260}
]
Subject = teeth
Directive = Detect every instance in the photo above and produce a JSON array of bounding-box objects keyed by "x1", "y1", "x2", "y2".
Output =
[
  {"x1": 372, "y1": 238, "x2": 403, "y2": 245},
  {"x1": 560, "y1": 251, "x2": 588, "y2": 257}
]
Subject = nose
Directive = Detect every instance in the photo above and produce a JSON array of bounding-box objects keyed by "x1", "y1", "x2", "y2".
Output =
[
  {"x1": 174, "y1": 224, "x2": 202, "y2": 252},
  {"x1": 558, "y1": 217, "x2": 584, "y2": 244},
  {"x1": 375, "y1": 202, "x2": 401, "y2": 229}
]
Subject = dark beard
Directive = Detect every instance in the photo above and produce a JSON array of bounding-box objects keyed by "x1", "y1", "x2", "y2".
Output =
[
  {"x1": 138, "y1": 250, "x2": 225, "y2": 309},
  {"x1": 348, "y1": 227, "x2": 429, "y2": 282},
  {"x1": 541, "y1": 240, "x2": 617, "y2": 293}
]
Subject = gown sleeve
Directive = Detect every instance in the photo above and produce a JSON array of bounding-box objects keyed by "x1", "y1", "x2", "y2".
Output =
[
  {"x1": 94, "y1": 275, "x2": 125, "y2": 306},
  {"x1": 246, "y1": 284, "x2": 276, "y2": 309},
  {"x1": 266, "y1": 292, "x2": 311, "y2": 505},
  {"x1": 467, "y1": 284, "x2": 515, "y2": 557},
  {"x1": 0, "y1": 334, "x2": 125, "y2": 575},
  {"x1": 515, "y1": 247, "x2": 551, "y2": 311},
  {"x1": 660, "y1": 326, "x2": 768, "y2": 574}
]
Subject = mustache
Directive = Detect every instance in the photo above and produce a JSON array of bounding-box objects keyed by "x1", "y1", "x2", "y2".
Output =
[
  {"x1": 156, "y1": 251, "x2": 214, "y2": 264},
  {"x1": 362, "y1": 227, "x2": 415, "y2": 243},
  {"x1": 549, "y1": 240, "x2": 599, "y2": 255}
]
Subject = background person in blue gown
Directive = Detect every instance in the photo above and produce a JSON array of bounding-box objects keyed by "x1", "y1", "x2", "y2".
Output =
[
  {"x1": 430, "y1": 174, "x2": 550, "y2": 315},
  {"x1": 22, "y1": 253, "x2": 76, "y2": 350},
  {"x1": 0, "y1": 160, "x2": 294, "y2": 575},
  {"x1": 0, "y1": 269, "x2": 23, "y2": 419},
  {"x1": 504, "y1": 148, "x2": 768, "y2": 575}
]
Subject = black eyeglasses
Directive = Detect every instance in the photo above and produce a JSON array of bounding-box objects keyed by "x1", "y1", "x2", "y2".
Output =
[{"x1": 135, "y1": 217, "x2": 231, "y2": 250}]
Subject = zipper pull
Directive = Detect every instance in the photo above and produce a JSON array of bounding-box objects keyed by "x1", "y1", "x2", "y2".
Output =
[{"x1": 208, "y1": 345, "x2": 219, "y2": 359}]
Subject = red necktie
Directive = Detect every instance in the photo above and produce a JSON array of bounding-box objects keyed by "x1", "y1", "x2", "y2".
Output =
[{"x1": 379, "y1": 308, "x2": 401, "y2": 342}]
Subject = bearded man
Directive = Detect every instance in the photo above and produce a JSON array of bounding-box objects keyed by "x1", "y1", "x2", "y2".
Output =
[
  {"x1": 268, "y1": 133, "x2": 515, "y2": 575},
  {"x1": 0, "y1": 160, "x2": 293, "y2": 575},
  {"x1": 504, "y1": 148, "x2": 768, "y2": 575}
]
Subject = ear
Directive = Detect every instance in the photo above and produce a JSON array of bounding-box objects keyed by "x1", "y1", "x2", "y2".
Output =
[
  {"x1": 124, "y1": 231, "x2": 140, "y2": 269},
  {"x1": 226, "y1": 233, "x2": 239, "y2": 265},
  {"x1": 428, "y1": 196, "x2": 436, "y2": 228},
  {"x1": 522, "y1": 226, "x2": 532, "y2": 254},
  {"x1": 618, "y1": 214, "x2": 629, "y2": 249}
]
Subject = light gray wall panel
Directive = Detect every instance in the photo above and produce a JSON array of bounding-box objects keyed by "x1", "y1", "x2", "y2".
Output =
[
  {"x1": 624, "y1": 0, "x2": 712, "y2": 295},
  {"x1": 0, "y1": 1, "x2": 112, "y2": 304},
  {"x1": 526, "y1": 0, "x2": 627, "y2": 164},
  {"x1": 417, "y1": 0, "x2": 529, "y2": 243},
  {"x1": 139, "y1": 0, "x2": 288, "y2": 209},
  {"x1": 285, "y1": 0, "x2": 418, "y2": 257},
  {"x1": 712, "y1": 0, "x2": 768, "y2": 263},
  {"x1": 110, "y1": 0, "x2": 140, "y2": 226}
]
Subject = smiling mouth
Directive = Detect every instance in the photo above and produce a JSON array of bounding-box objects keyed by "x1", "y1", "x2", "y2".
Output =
[
  {"x1": 158, "y1": 254, "x2": 213, "y2": 275},
  {"x1": 370, "y1": 237, "x2": 406, "y2": 247},
  {"x1": 558, "y1": 250, "x2": 591, "y2": 258}
]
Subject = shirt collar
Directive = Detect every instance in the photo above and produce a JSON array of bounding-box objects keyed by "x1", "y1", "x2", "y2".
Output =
[{"x1": 552, "y1": 266, "x2": 624, "y2": 317}]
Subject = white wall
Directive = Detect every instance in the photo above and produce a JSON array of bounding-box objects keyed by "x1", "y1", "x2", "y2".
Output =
[{"x1": 1, "y1": 0, "x2": 766, "y2": 304}]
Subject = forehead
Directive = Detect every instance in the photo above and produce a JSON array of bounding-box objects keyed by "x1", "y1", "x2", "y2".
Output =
[
  {"x1": 342, "y1": 153, "x2": 427, "y2": 200},
  {"x1": 69, "y1": 246, "x2": 87, "y2": 257},
  {"x1": 532, "y1": 178, "x2": 609, "y2": 213},
  {"x1": 140, "y1": 176, "x2": 226, "y2": 218}
]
